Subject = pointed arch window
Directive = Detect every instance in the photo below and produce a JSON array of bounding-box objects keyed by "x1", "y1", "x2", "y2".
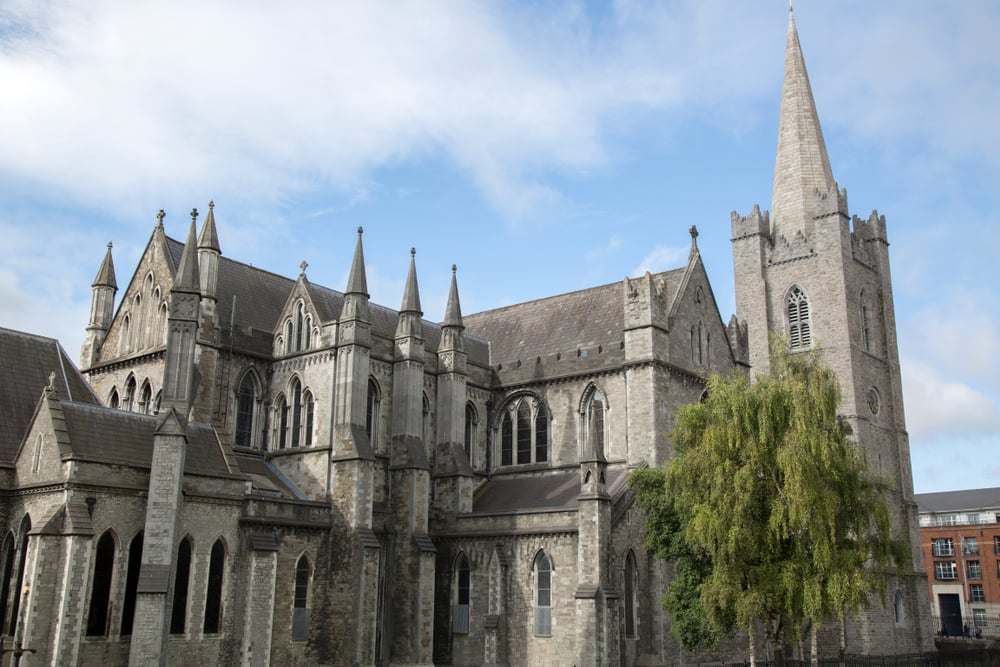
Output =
[
  {"x1": 203, "y1": 539, "x2": 226, "y2": 634},
  {"x1": 624, "y1": 551, "x2": 638, "y2": 638},
  {"x1": 534, "y1": 551, "x2": 552, "y2": 636},
  {"x1": 303, "y1": 390, "x2": 314, "y2": 447},
  {"x1": 860, "y1": 290, "x2": 874, "y2": 354},
  {"x1": 275, "y1": 395, "x2": 289, "y2": 449},
  {"x1": 499, "y1": 396, "x2": 549, "y2": 467},
  {"x1": 86, "y1": 531, "x2": 116, "y2": 636},
  {"x1": 453, "y1": 554, "x2": 471, "y2": 634},
  {"x1": 120, "y1": 532, "x2": 143, "y2": 635},
  {"x1": 366, "y1": 378, "x2": 381, "y2": 451},
  {"x1": 139, "y1": 381, "x2": 152, "y2": 415},
  {"x1": 9, "y1": 516, "x2": 31, "y2": 636},
  {"x1": 131, "y1": 295, "x2": 142, "y2": 350},
  {"x1": 124, "y1": 376, "x2": 137, "y2": 412},
  {"x1": 787, "y1": 286, "x2": 812, "y2": 350},
  {"x1": 423, "y1": 393, "x2": 432, "y2": 449},
  {"x1": 0, "y1": 533, "x2": 14, "y2": 636},
  {"x1": 464, "y1": 403, "x2": 478, "y2": 464},
  {"x1": 292, "y1": 554, "x2": 311, "y2": 641},
  {"x1": 235, "y1": 373, "x2": 258, "y2": 448},
  {"x1": 170, "y1": 537, "x2": 192, "y2": 634},
  {"x1": 285, "y1": 320, "x2": 293, "y2": 355},
  {"x1": 109, "y1": 388, "x2": 120, "y2": 410},
  {"x1": 290, "y1": 379, "x2": 303, "y2": 448},
  {"x1": 120, "y1": 315, "x2": 131, "y2": 355},
  {"x1": 157, "y1": 302, "x2": 168, "y2": 346},
  {"x1": 295, "y1": 303, "x2": 305, "y2": 351}
]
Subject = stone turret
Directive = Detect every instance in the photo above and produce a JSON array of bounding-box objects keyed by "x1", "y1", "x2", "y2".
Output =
[
  {"x1": 81, "y1": 241, "x2": 118, "y2": 370},
  {"x1": 197, "y1": 200, "x2": 221, "y2": 331},
  {"x1": 129, "y1": 210, "x2": 202, "y2": 667}
]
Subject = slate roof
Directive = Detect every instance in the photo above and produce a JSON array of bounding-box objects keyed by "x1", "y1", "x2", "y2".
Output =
[
  {"x1": 165, "y1": 236, "x2": 490, "y2": 365},
  {"x1": 234, "y1": 453, "x2": 306, "y2": 500},
  {"x1": 472, "y1": 466, "x2": 631, "y2": 514},
  {"x1": 0, "y1": 328, "x2": 100, "y2": 461},
  {"x1": 915, "y1": 487, "x2": 1000, "y2": 514},
  {"x1": 462, "y1": 269, "x2": 685, "y2": 365},
  {"x1": 59, "y1": 402, "x2": 234, "y2": 477}
]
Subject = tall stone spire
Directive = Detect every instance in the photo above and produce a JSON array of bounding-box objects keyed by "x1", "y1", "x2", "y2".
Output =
[
  {"x1": 443, "y1": 264, "x2": 463, "y2": 330},
  {"x1": 346, "y1": 226, "x2": 369, "y2": 297},
  {"x1": 400, "y1": 248, "x2": 422, "y2": 316},
  {"x1": 81, "y1": 242, "x2": 119, "y2": 369},
  {"x1": 174, "y1": 209, "x2": 202, "y2": 293},
  {"x1": 93, "y1": 242, "x2": 118, "y2": 291},
  {"x1": 770, "y1": 6, "x2": 835, "y2": 240}
]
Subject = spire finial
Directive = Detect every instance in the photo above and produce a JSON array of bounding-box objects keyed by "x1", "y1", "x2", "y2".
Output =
[
  {"x1": 191, "y1": 208, "x2": 199, "y2": 225},
  {"x1": 209, "y1": 199, "x2": 214, "y2": 210},
  {"x1": 452, "y1": 264, "x2": 457, "y2": 274},
  {"x1": 358, "y1": 226, "x2": 363, "y2": 235},
  {"x1": 300, "y1": 260, "x2": 308, "y2": 276},
  {"x1": 107, "y1": 241, "x2": 113, "y2": 251},
  {"x1": 410, "y1": 247, "x2": 416, "y2": 258},
  {"x1": 156, "y1": 210, "x2": 165, "y2": 228}
]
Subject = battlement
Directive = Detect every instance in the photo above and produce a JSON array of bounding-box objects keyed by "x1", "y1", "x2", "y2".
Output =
[
  {"x1": 731, "y1": 203, "x2": 771, "y2": 240},
  {"x1": 813, "y1": 182, "x2": 849, "y2": 220}
]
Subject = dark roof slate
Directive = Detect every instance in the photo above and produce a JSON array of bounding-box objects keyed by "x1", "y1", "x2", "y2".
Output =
[
  {"x1": 472, "y1": 466, "x2": 629, "y2": 514},
  {"x1": 463, "y1": 269, "x2": 684, "y2": 365},
  {"x1": 915, "y1": 487, "x2": 1000, "y2": 514},
  {"x1": 59, "y1": 402, "x2": 233, "y2": 477},
  {"x1": 0, "y1": 328, "x2": 100, "y2": 461}
]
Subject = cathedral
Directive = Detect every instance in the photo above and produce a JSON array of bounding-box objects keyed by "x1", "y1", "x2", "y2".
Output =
[{"x1": 0, "y1": 10, "x2": 934, "y2": 666}]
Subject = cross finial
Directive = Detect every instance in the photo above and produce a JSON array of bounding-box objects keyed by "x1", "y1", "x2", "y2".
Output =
[
  {"x1": 107, "y1": 241, "x2": 113, "y2": 251},
  {"x1": 156, "y1": 210, "x2": 165, "y2": 227},
  {"x1": 209, "y1": 200, "x2": 214, "y2": 210},
  {"x1": 689, "y1": 225, "x2": 699, "y2": 253},
  {"x1": 191, "y1": 208, "x2": 199, "y2": 224},
  {"x1": 300, "y1": 260, "x2": 308, "y2": 275},
  {"x1": 357, "y1": 226, "x2": 363, "y2": 235},
  {"x1": 451, "y1": 264, "x2": 457, "y2": 274}
]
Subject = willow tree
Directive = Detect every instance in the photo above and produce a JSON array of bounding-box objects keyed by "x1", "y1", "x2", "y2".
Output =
[{"x1": 632, "y1": 340, "x2": 906, "y2": 664}]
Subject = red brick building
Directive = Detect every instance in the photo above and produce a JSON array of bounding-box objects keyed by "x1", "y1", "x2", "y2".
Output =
[{"x1": 917, "y1": 488, "x2": 1000, "y2": 637}]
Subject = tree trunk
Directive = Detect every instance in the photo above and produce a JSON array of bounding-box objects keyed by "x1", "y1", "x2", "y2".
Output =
[
  {"x1": 811, "y1": 624, "x2": 819, "y2": 665},
  {"x1": 749, "y1": 625, "x2": 756, "y2": 667}
]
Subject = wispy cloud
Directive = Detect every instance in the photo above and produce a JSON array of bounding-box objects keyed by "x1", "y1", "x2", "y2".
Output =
[{"x1": 631, "y1": 245, "x2": 687, "y2": 277}]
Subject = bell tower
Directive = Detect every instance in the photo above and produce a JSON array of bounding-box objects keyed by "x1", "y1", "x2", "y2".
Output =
[{"x1": 731, "y1": 7, "x2": 934, "y2": 653}]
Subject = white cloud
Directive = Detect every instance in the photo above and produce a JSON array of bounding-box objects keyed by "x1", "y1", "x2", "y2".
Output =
[
  {"x1": 631, "y1": 245, "x2": 687, "y2": 277},
  {"x1": 901, "y1": 356, "x2": 1000, "y2": 441}
]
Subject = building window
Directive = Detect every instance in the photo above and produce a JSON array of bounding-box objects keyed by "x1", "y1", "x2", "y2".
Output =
[
  {"x1": 786, "y1": 285, "x2": 811, "y2": 349},
  {"x1": 582, "y1": 386, "x2": 608, "y2": 459},
  {"x1": 170, "y1": 538, "x2": 192, "y2": 634},
  {"x1": 932, "y1": 538, "x2": 955, "y2": 557},
  {"x1": 534, "y1": 551, "x2": 552, "y2": 636},
  {"x1": 290, "y1": 380, "x2": 303, "y2": 448},
  {"x1": 203, "y1": 539, "x2": 226, "y2": 634},
  {"x1": 965, "y1": 537, "x2": 980, "y2": 555},
  {"x1": 970, "y1": 584, "x2": 986, "y2": 603},
  {"x1": 235, "y1": 373, "x2": 258, "y2": 448},
  {"x1": 423, "y1": 393, "x2": 432, "y2": 449},
  {"x1": 933, "y1": 514, "x2": 960, "y2": 527},
  {"x1": 975, "y1": 609, "x2": 987, "y2": 628},
  {"x1": 86, "y1": 531, "x2": 116, "y2": 636},
  {"x1": 453, "y1": 554, "x2": 471, "y2": 634},
  {"x1": 124, "y1": 376, "x2": 137, "y2": 412},
  {"x1": 624, "y1": 551, "x2": 638, "y2": 638},
  {"x1": 139, "y1": 381, "x2": 152, "y2": 415},
  {"x1": 934, "y1": 561, "x2": 957, "y2": 580},
  {"x1": 860, "y1": 292, "x2": 873, "y2": 354},
  {"x1": 969, "y1": 514, "x2": 982, "y2": 525},
  {"x1": 120, "y1": 532, "x2": 143, "y2": 635},
  {"x1": 968, "y1": 560, "x2": 982, "y2": 579},
  {"x1": 366, "y1": 378, "x2": 381, "y2": 450},
  {"x1": 0, "y1": 533, "x2": 13, "y2": 636},
  {"x1": 894, "y1": 590, "x2": 905, "y2": 625},
  {"x1": 273, "y1": 395, "x2": 289, "y2": 449},
  {"x1": 304, "y1": 390, "x2": 314, "y2": 447},
  {"x1": 464, "y1": 403, "x2": 478, "y2": 464},
  {"x1": 9, "y1": 516, "x2": 30, "y2": 636},
  {"x1": 292, "y1": 555, "x2": 311, "y2": 641},
  {"x1": 993, "y1": 536, "x2": 1000, "y2": 555},
  {"x1": 499, "y1": 396, "x2": 549, "y2": 467},
  {"x1": 108, "y1": 388, "x2": 120, "y2": 410}
]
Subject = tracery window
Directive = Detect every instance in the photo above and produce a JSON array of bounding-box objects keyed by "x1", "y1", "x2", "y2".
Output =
[
  {"x1": 533, "y1": 551, "x2": 552, "y2": 636},
  {"x1": 452, "y1": 554, "x2": 471, "y2": 634},
  {"x1": 787, "y1": 285, "x2": 812, "y2": 349},
  {"x1": 235, "y1": 372, "x2": 258, "y2": 448},
  {"x1": 203, "y1": 539, "x2": 226, "y2": 634},
  {"x1": 139, "y1": 381, "x2": 152, "y2": 415},
  {"x1": 292, "y1": 554, "x2": 311, "y2": 641},
  {"x1": 123, "y1": 376, "x2": 137, "y2": 412},
  {"x1": 86, "y1": 531, "x2": 116, "y2": 636},
  {"x1": 170, "y1": 537, "x2": 192, "y2": 634},
  {"x1": 499, "y1": 396, "x2": 549, "y2": 466}
]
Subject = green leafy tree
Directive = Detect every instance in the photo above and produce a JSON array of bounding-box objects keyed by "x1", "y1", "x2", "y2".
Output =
[{"x1": 632, "y1": 340, "x2": 905, "y2": 663}]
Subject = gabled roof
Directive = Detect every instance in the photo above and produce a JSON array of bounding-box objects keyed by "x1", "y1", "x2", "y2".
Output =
[
  {"x1": 916, "y1": 487, "x2": 1000, "y2": 514},
  {"x1": 0, "y1": 328, "x2": 100, "y2": 461},
  {"x1": 463, "y1": 269, "x2": 685, "y2": 365},
  {"x1": 59, "y1": 402, "x2": 235, "y2": 476},
  {"x1": 472, "y1": 466, "x2": 631, "y2": 514}
]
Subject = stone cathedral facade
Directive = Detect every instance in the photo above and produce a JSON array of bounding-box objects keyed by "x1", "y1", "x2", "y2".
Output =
[{"x1": 0, "y1": 10, "x2": 934, "y2": 667}]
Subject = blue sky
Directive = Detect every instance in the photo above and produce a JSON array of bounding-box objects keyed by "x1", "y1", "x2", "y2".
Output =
[{"x1": 0, "y1": 1, "x2": 997, "y2": 494}]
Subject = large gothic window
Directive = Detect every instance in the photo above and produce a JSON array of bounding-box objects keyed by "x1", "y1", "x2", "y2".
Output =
[
  {"x1": 235, "y1": 372, "x2": 258, "y2": 448},
  {"x1": 203, "y1": 539, "x2": 226, "y2": 634},
  {"x1": 787, "y1": 285, "x2": 812, "y2": 349},
  {"x1": 170, "y1": 537, "x2": 192, "y2": 634},
  {"x1": 452, "y1": 554, "x2": 471, "y2": 634},
  {"x1": 120, "y1": 532, "x2": 143, "y2": 635},
  {"x1": 499, "y1": 396, "x2": 549, "y2": 466},
  {"x1": 86, "y1": 531, "x2": 116, "y2": 636},
  {"x1": 366, "y1": 378, "x2": 381, "y2": 450},
  {"x1": 292, "y1": 554, "x2": 311, "y2": 641},
  {"x1": 533, "y1": 551, "x2": 552, "y2": 636}
]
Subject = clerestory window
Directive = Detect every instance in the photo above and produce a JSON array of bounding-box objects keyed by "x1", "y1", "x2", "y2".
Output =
[{"x1": 499, "y1": 396, "x2": 549, "y2": 466}]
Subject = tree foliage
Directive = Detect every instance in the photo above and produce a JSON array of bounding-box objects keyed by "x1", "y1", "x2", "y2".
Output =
[{"x1": 632, "y1": 340, "x2": 906, "y2": 657}]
